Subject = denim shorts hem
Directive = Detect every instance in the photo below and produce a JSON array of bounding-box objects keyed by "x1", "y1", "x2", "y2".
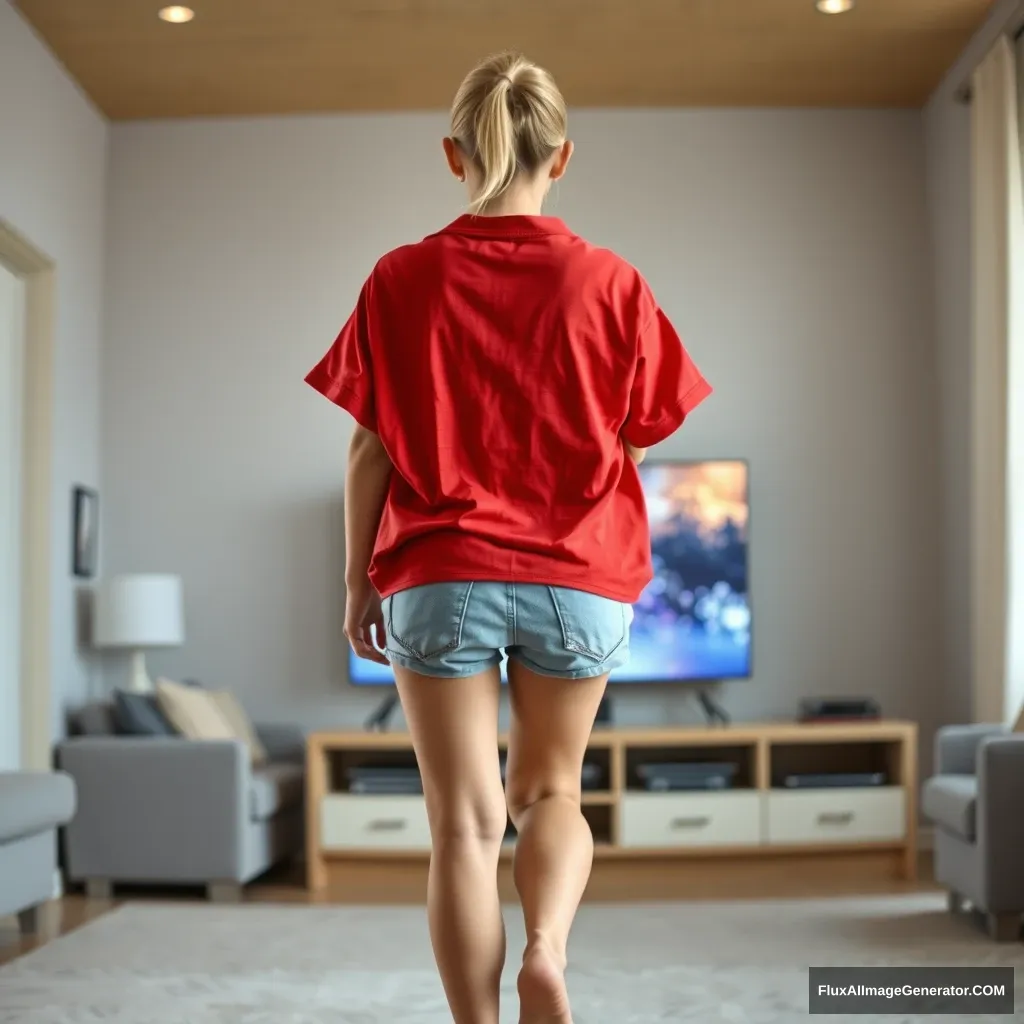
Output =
[
  {"x1": 386, "y1": 650, "x2": 502, "y2": 679},
  {"x1": 508, "y1": 653, "x2": 619, "y2": 681}
]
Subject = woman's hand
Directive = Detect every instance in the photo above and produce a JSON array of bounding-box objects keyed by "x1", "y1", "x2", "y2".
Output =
[
  {"x1": 344, "y1": 577, "x2": 389, "y2": 665},
  {"x1": 624, "y1": 440, "x2": 647, "y2": 464}
]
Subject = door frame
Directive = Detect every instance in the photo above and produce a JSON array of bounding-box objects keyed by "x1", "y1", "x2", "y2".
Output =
[{"x1": 0, "y1": 220, "x2": 54, "y2": 772}]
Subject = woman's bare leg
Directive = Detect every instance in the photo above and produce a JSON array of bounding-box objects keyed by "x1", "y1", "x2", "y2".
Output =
[
  {"x1": 394, "y1": 665, "x2": 508, "y2": 1024},
  {"x1": 504, "y1": 663, "x2": 609, "y2": 1024}
]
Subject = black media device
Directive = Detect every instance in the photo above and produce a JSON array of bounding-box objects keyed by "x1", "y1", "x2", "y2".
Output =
[
  {"x1": 783, "y1": 772, "x2": 888, "y2": 789},
  {"x1": 798, "y1": 698, "x2": 881, "y2": 723},
  {"x1": 636, "y1": 762, "x2": 738, "y2": 792}
]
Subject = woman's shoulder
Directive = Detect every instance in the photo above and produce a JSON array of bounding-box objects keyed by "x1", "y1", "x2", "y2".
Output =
[
  {"x1": 556, "y1": 235, "x2": 653, "y2": 308},
  {"x1": 360, "y1": 238, "x2": 436, "y2": 294},
  {"x1": 568, "y1": 235, "x2": 645, "y2": 279}
]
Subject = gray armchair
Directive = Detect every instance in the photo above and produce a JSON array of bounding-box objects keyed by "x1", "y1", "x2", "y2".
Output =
[
  {"x1": 922, "y1": 724, "x2": 1024, "y2": 941},
  {"x1": 0, "y1": 771, "x2": 76, "y2": 933},
  {"x1": 57, "y1": 703, "x2": 306, "y2": 902}
]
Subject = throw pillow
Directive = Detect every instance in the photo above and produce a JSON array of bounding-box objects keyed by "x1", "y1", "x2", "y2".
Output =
[
  {"x1": 112, "y1": 690, "x2": 176, "y2": 736},
  {"x1": 155, "y1": 678, "x2": 237, "y2": 742},
  {"x1": 210, "y1": 690, "x2": 269, "y2": 766}
]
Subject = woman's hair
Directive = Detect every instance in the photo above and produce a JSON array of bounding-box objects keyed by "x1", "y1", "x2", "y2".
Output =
[{"x1": 450, "y1": 52, "x2": 567, "y2": 214}]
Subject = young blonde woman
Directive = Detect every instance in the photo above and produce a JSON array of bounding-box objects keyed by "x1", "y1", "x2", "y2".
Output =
[{"x1": 307, "y1": 52, "x2": 710, "y2": 1024}]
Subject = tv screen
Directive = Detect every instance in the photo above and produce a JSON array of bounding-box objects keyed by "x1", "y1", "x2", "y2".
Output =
[{"x1": 349, "y1": 459, "x2": 750, "y2": 685}]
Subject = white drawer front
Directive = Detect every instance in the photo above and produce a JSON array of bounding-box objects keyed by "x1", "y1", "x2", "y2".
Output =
[
  {"x1": 620, "y1": 792, "x2": 762, "y2": 848},
  {"x1": 321, "y1": 795, "x2": 432, "y2": 851},
  {"x1": 766, "y1": 788, "x2": 905, "y2": 845}
]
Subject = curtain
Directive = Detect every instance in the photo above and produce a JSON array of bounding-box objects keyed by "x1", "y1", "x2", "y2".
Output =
[
  {"x1": 1009, "y1": 32, "x2": 1024, "y2": 726},
  {"x1": 970, "y1": 35, "x2": 1024, "y2": 725}
]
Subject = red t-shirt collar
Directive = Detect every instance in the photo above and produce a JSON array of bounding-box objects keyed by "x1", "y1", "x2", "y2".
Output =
[{"x1": 440, "y1": 214, "x2": 573, "y2": 240}]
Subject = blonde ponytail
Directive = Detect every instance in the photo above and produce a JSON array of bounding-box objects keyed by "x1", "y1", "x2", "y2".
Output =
[
  {"x1": 473, "y1": 77, "x2": 519, "y2": 213},
  {"x1": 450, "y1": 53, "x2": 567, "y2": 215}
]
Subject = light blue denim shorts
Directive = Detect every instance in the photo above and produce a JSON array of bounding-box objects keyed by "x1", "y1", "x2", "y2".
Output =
[{"x1": 381, "y1": 582, "x2": 633, "y2": 680}]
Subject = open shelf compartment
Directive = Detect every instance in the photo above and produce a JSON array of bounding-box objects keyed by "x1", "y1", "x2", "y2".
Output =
[
  {"x1": 768, "y1": 740, "x2": 905, "y2": 790},
  {"x1": 623, "y1": 742, "x2": 758, "y2": 791}
]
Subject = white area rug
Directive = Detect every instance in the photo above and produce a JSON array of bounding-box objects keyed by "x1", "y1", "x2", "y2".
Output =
[{"x1": 0, "y1": 895, "x2": 1020, "y2": 1022}]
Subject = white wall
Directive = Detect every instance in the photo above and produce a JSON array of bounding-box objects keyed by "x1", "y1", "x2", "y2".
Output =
[
  {"x1": 924, "y1": 0, "x2": 1024, "y2": 727},
  {"x1": 0, "y1": 0, "x2": 108, "y2": 740},
  {"x1": 102, "y1": 108, "x2": 940, "y2": 736}
]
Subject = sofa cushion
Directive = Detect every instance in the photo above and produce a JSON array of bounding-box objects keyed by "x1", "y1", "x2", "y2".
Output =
[
  {"x1": 156, "y1": 679, "x2": 238, "y2": 742},
  {"x1": 71, "y1": 702, "x2": 117, "y2": 737},
  {"x1": 250, "y1": 764, "x2": 304, "y2": 821},
  {"x1": 155, "y1": 680, "x2": 267, "y2": 766},
  {"x1": 922, "y1": 774, "x2": 977, "y2": 841},
  {"x1": 0, "y1": 771, "x2": 77, "y2": 843},
  {"x1": 113, "y1": 690, "x2": 176, "y2": 736},
  {"x1": 210, "y1": 690, "x2": 269, "y2": 766}
]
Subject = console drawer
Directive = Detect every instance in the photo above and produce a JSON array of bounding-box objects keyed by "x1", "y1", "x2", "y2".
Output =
[
  {"x1": 766, "y1": 788, "x2": 905, "y2": 845},
  {"x1": 620, "y1": 792, "x2": 761, "y2": 848},
  {"x1": 320, "y1": 795, "x2": 431, "y2": 851}
]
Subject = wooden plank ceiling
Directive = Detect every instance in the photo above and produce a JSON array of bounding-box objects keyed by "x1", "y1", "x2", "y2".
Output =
[{"x1": 14, "y1": 0, "x2": 995, "y2": 120}]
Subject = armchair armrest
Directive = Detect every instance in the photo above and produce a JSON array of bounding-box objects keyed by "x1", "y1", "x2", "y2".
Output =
[
  {"x1": 57, "y1": 737, "x2": 250, "y2": 883},
  {"x1": 255, "y1": 723, "x2": 307, "y2": 765},
  {"x1": 977, "y1": 734, "x2": 1024, "y2": 911},
  {"x1": 934, "y1": 723, "x2": 1007, "y2": 775}
]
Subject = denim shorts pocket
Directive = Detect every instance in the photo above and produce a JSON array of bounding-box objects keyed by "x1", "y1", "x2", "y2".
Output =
[
  {"x1": 385, "y1": 582, "x2": 475, "y2": 661},
  {"x1": 546, "y1": 586, "x2": 630, "y2": 663}
]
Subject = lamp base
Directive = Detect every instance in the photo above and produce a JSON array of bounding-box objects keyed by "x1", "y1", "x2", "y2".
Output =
[{"x1": 128, "y1": 650, "x2": 154, "y2": 693}]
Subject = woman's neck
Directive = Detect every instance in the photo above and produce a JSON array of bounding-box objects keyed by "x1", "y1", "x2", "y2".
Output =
[{"x1": 474, "y1": 185, "x2": 547, "y2": 217}]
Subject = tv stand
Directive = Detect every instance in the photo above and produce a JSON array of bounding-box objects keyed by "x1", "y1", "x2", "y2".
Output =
[
  {"x1": 305, "y1": 720, "x2": 919, "y2": 895},
  {"x1": 364, "y1": 693, "x2": 400, "y2": 732},
  {"x1": 697, "y1": 689, "x2": 730, "y2": 726}
]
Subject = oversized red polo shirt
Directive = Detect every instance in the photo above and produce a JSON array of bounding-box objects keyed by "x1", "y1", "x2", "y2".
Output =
[{"x1": 306, "y1": 214, "x2": 711, "y2": 602}]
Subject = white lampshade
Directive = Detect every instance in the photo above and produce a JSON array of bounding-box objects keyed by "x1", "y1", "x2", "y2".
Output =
[{"x1": 93, "y1": 574, "x2": 185, "y2": 649}]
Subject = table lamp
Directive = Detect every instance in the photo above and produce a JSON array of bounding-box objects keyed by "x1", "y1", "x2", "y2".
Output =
[{"x1": 93, "y1": 574, "x2": 185, "y2": 692}]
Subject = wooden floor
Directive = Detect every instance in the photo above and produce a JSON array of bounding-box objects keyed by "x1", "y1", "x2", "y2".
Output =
[{"x1": 0, "y1": 852, "x2": 939, "y2": 968}]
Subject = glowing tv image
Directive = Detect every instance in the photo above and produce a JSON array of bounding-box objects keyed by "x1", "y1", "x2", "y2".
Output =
[{"x1": 349, "y1": 459, "x2": 751, "y2": 685}]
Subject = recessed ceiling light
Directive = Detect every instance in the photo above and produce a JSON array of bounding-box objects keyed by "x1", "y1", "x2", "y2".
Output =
[
  {"x1": 815, "y1": 0, "x2": 855, "y2": 12},
  {"x1": 158, "y1": 6, "x2": 194, "y2": 23}
]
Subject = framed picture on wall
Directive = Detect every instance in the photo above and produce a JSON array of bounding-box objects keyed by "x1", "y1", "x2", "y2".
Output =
[{"x1": 72, "y1": 485, "x2": 98, "y2": 579}]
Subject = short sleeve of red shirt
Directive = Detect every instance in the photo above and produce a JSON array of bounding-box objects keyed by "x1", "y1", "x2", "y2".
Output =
[
  {"x1": 621, "y1": 304, "x2": 712, "y2": 450},
  {"x1": 305, "y1": 275, "x2": 377, "y2": 432}
]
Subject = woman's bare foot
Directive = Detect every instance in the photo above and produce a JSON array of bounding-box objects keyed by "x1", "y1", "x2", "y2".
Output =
[{"x1": 517, "y1": 938, "x2": 572, "y2": 1024}]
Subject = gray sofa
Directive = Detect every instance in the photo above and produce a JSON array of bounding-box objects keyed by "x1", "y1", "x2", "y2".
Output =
[
  {"x1": 57, "y1": 702, "x2": 305, "y2": 902},
  {"x1": 922, "y1": 724, "x2": 1024, "y2": 941},
  {"x1": 0, "y1": 771, "x2": 77, "y2": 933}
]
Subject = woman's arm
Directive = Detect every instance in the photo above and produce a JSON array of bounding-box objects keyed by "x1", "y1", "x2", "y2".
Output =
[{"x1": 344, "y1": 425, "x2": 393, "y2": 663}]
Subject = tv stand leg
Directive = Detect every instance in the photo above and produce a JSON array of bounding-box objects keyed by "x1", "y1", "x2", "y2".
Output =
[
  {"x1": 697, "y1": 689, "x2": 730, "y2": 726},
  {"x1": 365, "y1": 694, "x2": 400, "y2": 732}
]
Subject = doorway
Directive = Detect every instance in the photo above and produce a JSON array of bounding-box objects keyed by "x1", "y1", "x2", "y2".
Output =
[
  {"x1": 0, "y1": 261, "x2": 26, "y2": 770},
  {"x1": 0, "y1": 220, "x2": 55, "y2": 772}
]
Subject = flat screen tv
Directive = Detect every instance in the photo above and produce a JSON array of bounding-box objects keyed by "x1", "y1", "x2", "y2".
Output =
[{"x1": 349, "y1": 459, "x2": 750, "y2": 685}]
